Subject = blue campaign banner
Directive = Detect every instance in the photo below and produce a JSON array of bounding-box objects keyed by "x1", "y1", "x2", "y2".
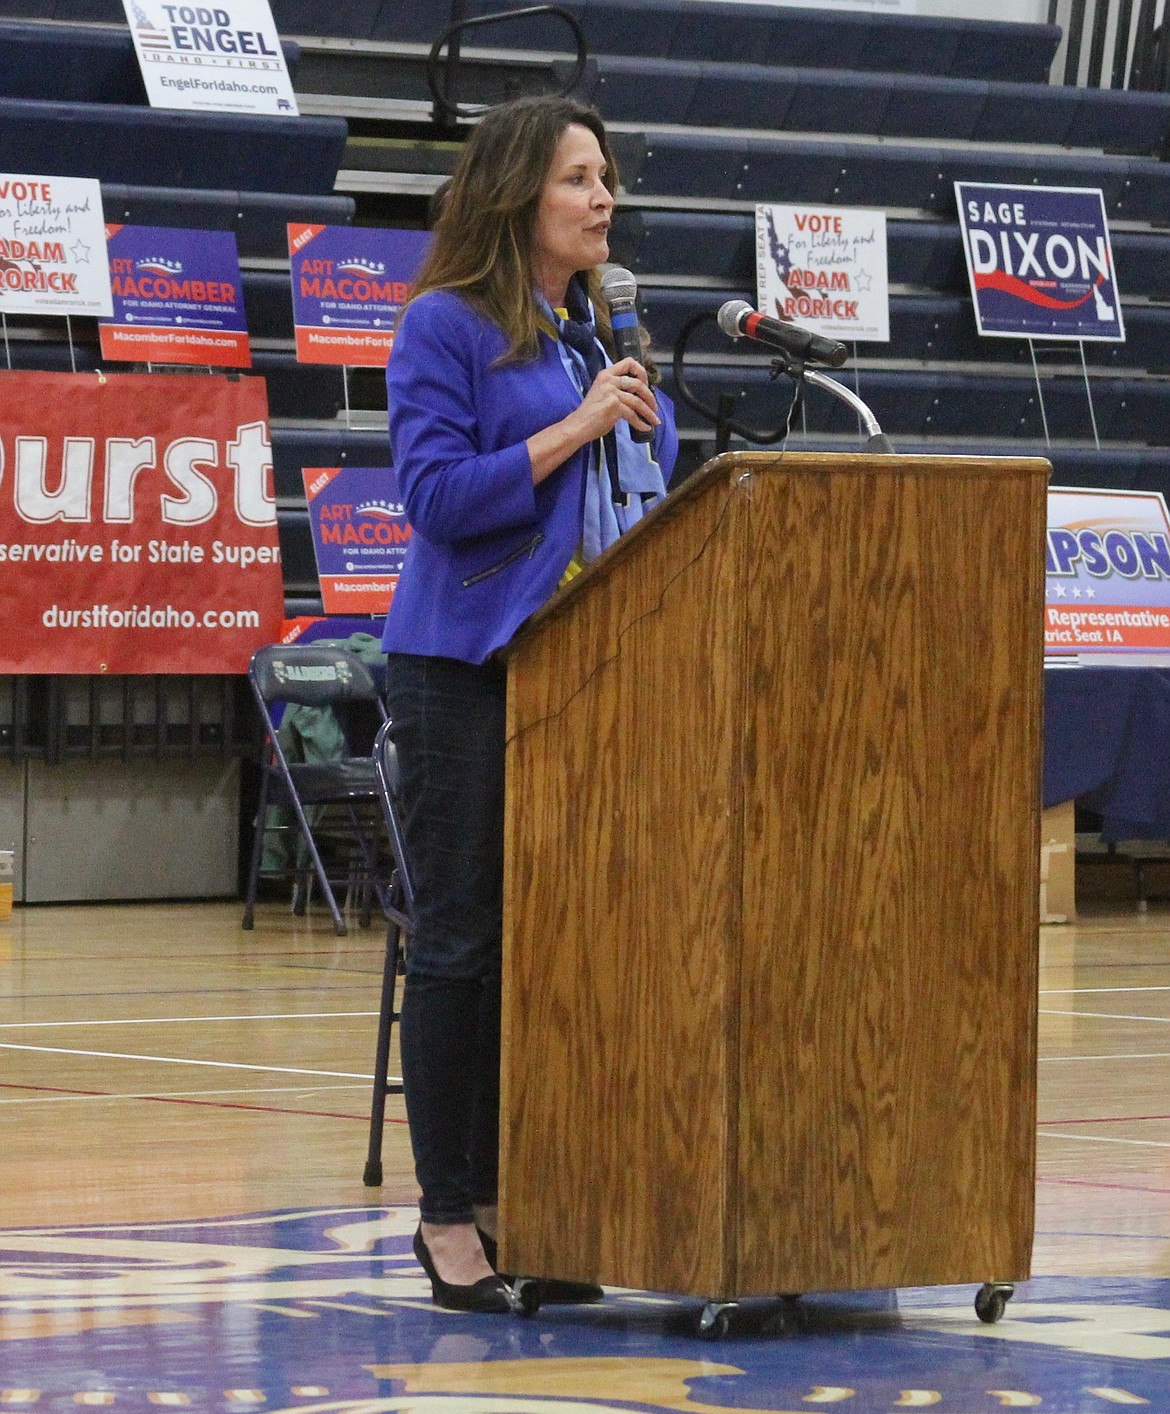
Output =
[
  {"x1": 101, "y1": 223, "x2": 250, "y2": 365},
  {"x1": 288, "y1": 224, "x2": 430, "y2": 366},
  {"x1": 954, "y1": 183, "x2": 1125, "y2": 342},
  {"x1": 302, "y1": 465, "x2": 410, "y2": 614}
]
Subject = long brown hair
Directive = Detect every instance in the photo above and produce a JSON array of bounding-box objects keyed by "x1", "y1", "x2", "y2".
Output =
[{"x1": 409, "y1": 96, "x2": 627, "y2": 366}]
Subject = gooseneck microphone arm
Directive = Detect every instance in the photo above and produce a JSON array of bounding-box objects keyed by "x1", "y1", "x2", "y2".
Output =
[{"x1": 799, "y1": 369, "x2": 894, "y2": 454}]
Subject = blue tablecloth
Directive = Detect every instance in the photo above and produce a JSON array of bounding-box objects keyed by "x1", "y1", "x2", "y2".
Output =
[{"x1": 1044, "y1": 667, "x2": 1170, "y2": 840}]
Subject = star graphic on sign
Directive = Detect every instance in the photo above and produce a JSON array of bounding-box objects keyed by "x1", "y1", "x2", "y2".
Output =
[
  {"x1": 855, "y1": 269, "x2": 873, "y2": 292},
  {"x1": 1073, "y1": 587, "x2": 1083, "y2": 598},
  {"x1": 1054, "y1": 584, "x2": 1067, "y2": 597},
  {"x1": 70, "y1": 239, "x2": 91, "y2": 264},
  {"x1": 1085, "y1": 586, "x2": 1097, "y2": 598}
]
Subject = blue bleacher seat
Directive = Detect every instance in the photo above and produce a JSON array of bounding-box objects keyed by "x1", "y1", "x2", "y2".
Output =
[
  {"x1": 271, "y1": 426, "x2": 391, "y2": 501},
  {"x1": 101, "y1": 186, "x2": 355, "y2": 261},
  {"x1": 619, "y1": 129, "x2": 1170, "y2": 223},
  {"x1": 662, "y1": 365, "x2": 1170, "y2": 445},
  {"x1": 880, "y1": 75, "x2": 989, "y2": 142},
  {"x1": 1065, "y1": 87, "x2": 1170, "y2": 151},
  {"x1": 950, "y1": 20, "x2": 1060, "y2": 83},
  {"x1": 610, "y1": 209, "x2": 755, "y2": 284},
  {"x1": 682, "y1": 62, "x2": 800, "y2": 130},
  {"x1": 47, "y1": 0, "x2": 120, "y2": 18},
  {"x1": 971, "y1": 82, "x2": 1089, "y2": 146},
  {"x1": 242, "y1": 272, "x2": 295, "y2": 342},
  {"x1": 584, "y1": 57, "x2": 703, "y2": 127},
  {"x1": 250, "y1": 353, "x2": 343, "y2": 419},
  {"x1": 578, "y1": 57, "x2": 1170, "y2": 156},
  {"x1": 271, "y1": 0, "x2": 382, "y2": 39},
  {"x1": 0, "y1": 20, "x2": 145, "y2": 102},
  {"x1": 369, "y1": 0, "x2": 472, "y2": 44},
  {"x1": 0, "y1": 99, "x2": 347, "y2": 194},
  {"x1": 612, "y1": 211, "x2": 1170, "y2": 314},
  {"x1": 419, "y1": 0, "x2": 1061, "y2": 83},
  {"x1": 275, "y1": 507, "x2": 318, "y2": 593},
  {"x1": 647, "y1": 286, "x2": 1170, "y2": 373}
]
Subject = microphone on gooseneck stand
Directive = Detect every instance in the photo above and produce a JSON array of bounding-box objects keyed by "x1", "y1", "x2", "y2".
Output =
[
  {"x1": 600, "y1": 265, "x2": 654, "y2": 444},
  {"x1": 717, "y1": 299, "x2": 849, "y2": 369}
]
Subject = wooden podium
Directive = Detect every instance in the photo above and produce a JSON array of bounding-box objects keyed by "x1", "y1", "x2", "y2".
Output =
[{"x1": 498, "y1": 451, "x2": 1048, "y2": 1302}]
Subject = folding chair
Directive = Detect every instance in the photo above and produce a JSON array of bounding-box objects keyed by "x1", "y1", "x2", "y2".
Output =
[
  {"x1": 242, "y1": 642, "x2": 390, "y2": 937},
  {"x1": 363, "y1": 716, "x2": 413, "y2": 1186}
]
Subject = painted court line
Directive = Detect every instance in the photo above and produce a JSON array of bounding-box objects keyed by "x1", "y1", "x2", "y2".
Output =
[
  {"x1": 0, "y1": 1012, "x2": 378, "y2": 1030},
  {"x1": 1039, "y1": 985, "x2": 1170, "y2": 995},
  {"x1": 1040, "y1": 1051, "x2": 1170, "y2": 1062},
  {"x1": 1039, "y1": 1009, "x2": 1170, "y2": 1024},
  {"x1": 0, "y1": 1081, "x2": 369, "y2": 1105},
  {"x1": 0, "y1": 1042, "x2": 373, "y2": 1080},
  {"x1": 1038, "y1": 1131, "x2": 1170, "y2": 1149},
  {"x1": 1038, "y1": 1113, "x2": 1170, "y2": 1126}
]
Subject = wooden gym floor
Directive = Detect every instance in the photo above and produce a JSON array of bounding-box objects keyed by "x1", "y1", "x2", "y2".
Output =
[{"x1": 0, "y1": 896, "x2": 1167, "y2": 1407}]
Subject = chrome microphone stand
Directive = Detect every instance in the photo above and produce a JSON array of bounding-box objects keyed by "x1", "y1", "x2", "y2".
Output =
[{"x1": 771, "y1": 355, "x2": 895, "y2": 455}]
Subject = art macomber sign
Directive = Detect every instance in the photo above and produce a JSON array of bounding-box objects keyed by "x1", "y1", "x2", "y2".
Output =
[
  {"x1": 756, "y1": 203, "x2": 888, "y2": 343},
  {"x1": 123, "y1": 0, "x2": 297, "y2": 116},
  {"x1": 100, "y1": 224, "x2": 250, "y2": 367},
  {"x1": 0, "y1": 371, "x2": 283, "y2": 674},
  {"x1": 1046, "y1": 487, "x2": 1170, "y2": 662},
  {"x1": 303, "y1": 465, "x2": 410, "y2": 614},
  {"x1": 955, "y1": 183, "x2": 1124, "y2": 342},
  {"x1": 289, "y1": 225, "x2": 430, "y2": 366},
  {"x1": 0, "y1": 174, "x2": 111, "y2": 317}
]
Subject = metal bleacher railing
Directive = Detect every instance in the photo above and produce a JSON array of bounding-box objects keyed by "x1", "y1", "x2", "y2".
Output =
[
  {"x1": 1052, "y1": 0, "x2": 1170, "y2": 92},
  {"x1": 426, "y1": 1, "x2": 586, "y2": 125}
]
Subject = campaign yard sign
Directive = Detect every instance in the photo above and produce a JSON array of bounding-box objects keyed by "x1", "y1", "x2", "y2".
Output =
[
  {"x1": 0, "y1": 174, "x2": 111, "y2": 318},
  {"x1": 122, "y1": 0, "x2": 297, "y2": 116},
  {"x1": 100, "y1": 225, "x2": 250, "y2": 367},
  {"x1": 0, "y1": 370, "x2": 283, "y2": 674},
  {"x1": 281, "y1": 615, "x2": 385, "y2": 646},
  {"x1": 289, "y1": 225, "x2": 430, "y2": 366},
  {"x1": 302, "y1": 465, "x2": 409, "y2": 614},
  {"x1": 1046, "y1": 487, "x2": 1170, "y2": 663},
  {"x1": 955, "y1": 183, "x2": 1124, "y2": 342},
  {"x1": 756, "y1": 203, "x2": 888, "y2": 343}
]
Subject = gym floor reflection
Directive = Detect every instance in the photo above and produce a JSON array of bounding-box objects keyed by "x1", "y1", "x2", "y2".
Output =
[{"x1": 0, "y1": 900, "x2": 1167, "y2": 1411}]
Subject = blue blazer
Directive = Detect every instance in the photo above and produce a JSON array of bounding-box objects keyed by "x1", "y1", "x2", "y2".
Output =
[{"x1": 381, "y1": 289, "x2": 678, "y2": 665}]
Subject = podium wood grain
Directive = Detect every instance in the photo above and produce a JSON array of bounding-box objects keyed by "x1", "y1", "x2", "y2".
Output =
[{"x1": 499, "y1": 452, "x2": 1048, "y2": 1299}]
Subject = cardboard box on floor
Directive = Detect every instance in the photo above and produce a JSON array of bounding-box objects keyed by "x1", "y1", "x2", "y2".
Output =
[{"x1": 1041, "y1": 798, "x2": 1075, "y2": 923}]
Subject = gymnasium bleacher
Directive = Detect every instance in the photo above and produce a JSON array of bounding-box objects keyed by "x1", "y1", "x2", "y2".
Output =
[{"x1": 2, "y1": 0, "x2": 1170, "y2": 730}]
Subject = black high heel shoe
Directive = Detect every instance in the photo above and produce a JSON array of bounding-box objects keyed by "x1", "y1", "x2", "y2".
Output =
[
  {"x1": 413, "y1": 1226, "x2": 514, "y2": 1313},
  {"x1": 477, "y1": 1227, "x2": 604, "y2": 1305}
]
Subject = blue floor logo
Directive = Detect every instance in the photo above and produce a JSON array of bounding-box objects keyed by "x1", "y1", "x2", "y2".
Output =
[{"x1": 0, "y1": 1208, "x2": 1165, "y2": 1411}]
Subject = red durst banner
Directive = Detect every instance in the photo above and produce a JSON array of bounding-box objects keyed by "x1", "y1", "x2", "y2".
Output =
[{"x1": 0, "y1": 370, "x2": 284, "y2": 674}]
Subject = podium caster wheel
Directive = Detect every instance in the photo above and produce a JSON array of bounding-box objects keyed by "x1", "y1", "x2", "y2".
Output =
[
  {"x1": 697, "y1": 1302, "x2": 735, "y2": 1339},
  {"x1": 512, "y1": 1278, "x2": 542, "y2": 1317},
  {"x1": 975, "y1": 1282, "x2": 1014, "y2": 1324}
]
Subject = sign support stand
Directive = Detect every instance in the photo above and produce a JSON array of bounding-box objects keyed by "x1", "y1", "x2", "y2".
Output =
[
  {"x1": 65, "y1": 315, "x2": 76, "y2": 374},
  {"x1": 1027, "y1": 339, "x2": 1052, "y2": 447},
  {"x1": 1078, "y1": 340, "x2": 1101, "y2": 450},
  {"x1": 1027, "y1": 337, "x2": 1102, "y2": 450}
]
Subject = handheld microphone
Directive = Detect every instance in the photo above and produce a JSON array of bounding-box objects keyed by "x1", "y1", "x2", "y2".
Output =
[
  {"x1": 600, "y1": 264, "x2": 653, "y2": 443},
  {"x1": 717, "y1": 299, "x2": 848, "y2": 369}
]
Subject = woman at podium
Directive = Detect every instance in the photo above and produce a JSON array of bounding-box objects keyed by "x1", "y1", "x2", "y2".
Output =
[{"x1": 380, "y1": 95, "x2": 678, "y2": 1312}]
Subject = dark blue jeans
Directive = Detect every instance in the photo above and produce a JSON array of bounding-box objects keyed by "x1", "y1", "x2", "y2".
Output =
[{"x1": 385, "y1": 652, "x2": 507, "y2": 1224}]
